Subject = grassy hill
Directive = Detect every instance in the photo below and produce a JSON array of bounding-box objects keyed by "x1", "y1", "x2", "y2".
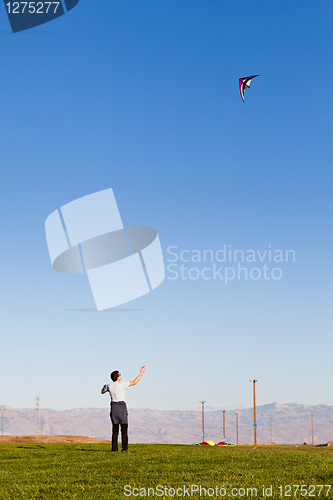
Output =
[{"x1": 0, "y1": 443, "x2": 332, "y2": 499}]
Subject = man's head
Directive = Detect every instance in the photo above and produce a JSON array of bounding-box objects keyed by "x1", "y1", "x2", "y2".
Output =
[{"x1": 110, "y1": 370, "x2": 121, "y2": 382}]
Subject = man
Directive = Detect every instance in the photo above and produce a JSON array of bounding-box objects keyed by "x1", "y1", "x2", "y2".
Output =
[{"x1": 101, "y1": 366, "x2": 146, "y2": 451}]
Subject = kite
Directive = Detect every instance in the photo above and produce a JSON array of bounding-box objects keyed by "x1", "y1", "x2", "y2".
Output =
[{"x1": 239, "y1": 75, "x2": 260, "y2": 101}]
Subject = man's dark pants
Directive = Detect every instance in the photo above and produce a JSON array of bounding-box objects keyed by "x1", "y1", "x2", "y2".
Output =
[{"x1": 110, "y1": 401, "x2": 128, "y2": 452}]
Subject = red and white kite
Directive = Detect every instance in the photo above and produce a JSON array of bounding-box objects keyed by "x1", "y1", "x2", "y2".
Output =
[{"x1": 239, "y1": 75, "x2": 260, "y2": 101}]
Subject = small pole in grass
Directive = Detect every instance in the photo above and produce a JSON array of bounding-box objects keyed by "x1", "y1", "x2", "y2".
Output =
[
  {"x1": 1, "y1": 408, "x2": 5, "y2": 442},
  {"x1": 222, "y1": 410, "x2": 226, "y2": 441},
  {"x1": 249, "y1": 380, "x2": 258, "y2": 445},
  {"x1": 236, "y1": 411, "x2": 239, "y2": 445},
  {"x1": 269, "y1": 416, "x2": 272, "y2": 444},
  {"x1": 199, "y1": 401, "x2": 206, "y2": 442}
]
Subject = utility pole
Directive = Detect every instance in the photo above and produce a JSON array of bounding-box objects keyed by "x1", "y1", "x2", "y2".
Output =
[
  {"x1": 34, "y1": 397, "x2": 41, "y2": 435},
  {"x1": 310, "y1": 414, "x2": 314, "y2": 446},
  {"x1": 43, "y1": 408, "x2": 49, "y2": 436},
  {"x1": 1, "y1": 408, "x2": 5, "y2": 442},
  {"x1": 199, "y1": 401, "x2": 206, "y2": 442},
  {"x1": 236, "y1": 411, "x2": 239, "y2": 445},
  {"x1": 249, "y1": 380, "x2": 258, "y2": 445},
  {"x1": 270, "y1": 416, "x2": 272, "y2": 444},
  {"x1": 222, "y1": 410, "x2": 226, "y2": 441}
]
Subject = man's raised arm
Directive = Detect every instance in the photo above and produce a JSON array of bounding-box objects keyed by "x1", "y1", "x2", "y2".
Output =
[{"x1": 129, "y1": 366, "x2": 146, "y2": 386}]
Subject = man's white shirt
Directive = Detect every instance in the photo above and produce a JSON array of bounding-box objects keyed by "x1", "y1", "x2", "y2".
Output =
[{"x1": 106, "y1": 381, "x2": 130, "y2": 402}]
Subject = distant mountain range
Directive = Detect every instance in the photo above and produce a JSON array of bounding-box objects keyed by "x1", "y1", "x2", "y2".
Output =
[{"x1": 2, "y1": 403, "x2": 332, "y2": 445}]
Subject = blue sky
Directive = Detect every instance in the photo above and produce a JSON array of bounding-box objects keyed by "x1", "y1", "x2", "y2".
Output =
[{"x1": 0, "y1": 1, "x2": 332, "y2": 413}]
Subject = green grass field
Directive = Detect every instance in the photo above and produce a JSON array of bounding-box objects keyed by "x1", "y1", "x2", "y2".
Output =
[{"x1": 0, "y1": 444, "x2": 332, "y2": 499}]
